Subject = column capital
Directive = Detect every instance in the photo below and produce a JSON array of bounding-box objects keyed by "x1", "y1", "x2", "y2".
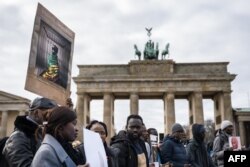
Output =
[
  {"x1": 82, "y1": 93, "x2": 92, "y2": 101},
  {"x1": 164, "y1": 92, "x2": 175, "y2": 99},
  {"x1": 223, "y1": 90, "x2": 233, "y2": 94},
  {"x1": 103, "y1": 92, "x2": 114, "y2": 96}
]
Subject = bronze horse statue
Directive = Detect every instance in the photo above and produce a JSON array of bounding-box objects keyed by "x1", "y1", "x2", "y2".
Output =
[
  {"x1": 134, "y1": 44, "x2": 141, "y2": 60},
  {"x1": 161, "y1": 43, "x2": 170, "y2": 60}
]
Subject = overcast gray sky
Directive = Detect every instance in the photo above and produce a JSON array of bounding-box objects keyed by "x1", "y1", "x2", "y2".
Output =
[{"x1": 1, "y1": 0, "x2": 250, "y2": 133}]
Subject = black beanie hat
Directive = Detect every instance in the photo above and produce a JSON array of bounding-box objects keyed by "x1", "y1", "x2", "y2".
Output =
[
  {"x1": 47, "y1": 106, "x2": 76, "y2": 126},
  {"x1": 44, "y1": 106, "x2": 77, "y2": 139}
]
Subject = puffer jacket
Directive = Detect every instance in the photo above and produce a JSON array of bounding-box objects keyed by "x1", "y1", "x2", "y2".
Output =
[
  {"x1": 213, "y1": 130, "x2": 230, "y2": 167},
  {"x1": 110, "y1": 132, "x2": 149, "y2": 167},
  {"x1": 160, "y1": 135, "x2": 189, "y2": 167},
  {"x1": 3, "y1": 116, "x2": 42, "y2": 167}
]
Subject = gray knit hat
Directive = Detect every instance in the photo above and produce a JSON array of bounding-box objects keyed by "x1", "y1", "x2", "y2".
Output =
[
  {"x1": 171, "y1": 123, "x2": 184, "y2": 133},
  {"x1": 221, "y1": 120, "x2": 233, "y2": 130}
]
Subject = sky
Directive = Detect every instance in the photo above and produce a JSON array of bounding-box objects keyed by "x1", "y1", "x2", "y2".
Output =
[{"x1": 1, "y1": 0, "x2": 250, "y2": 133}]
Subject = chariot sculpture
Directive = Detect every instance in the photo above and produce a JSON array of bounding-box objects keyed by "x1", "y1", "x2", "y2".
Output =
[{"x1": 134, "y1": 28, "x2": 170, "y2": 60}]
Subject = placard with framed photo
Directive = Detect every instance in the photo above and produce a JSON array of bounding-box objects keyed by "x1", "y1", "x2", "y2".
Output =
[{"x1": 25, "y1": 3, "x2": 75, "y2": 105}]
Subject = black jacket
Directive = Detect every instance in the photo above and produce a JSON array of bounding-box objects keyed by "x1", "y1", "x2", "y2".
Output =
[
  {"x1": 110, "y1": 133, "x2": 149, "y2": 167},
  {"x1": 3, "y1": 116, "x2": 41, "y2": 167},
  {"x1": 187, "y1": 124, "x2": 215, "y2": 167},
  {"x1": 160, "y1": 135, "x2": 189, "y2": 167}
]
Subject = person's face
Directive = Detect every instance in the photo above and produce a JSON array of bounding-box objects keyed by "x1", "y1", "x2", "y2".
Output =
[
  {"x1": 90, "y1": 123, "x2": 106, "y2": 142},
  {"x1": 60, "y1": 119, "x2": 78, "y2": 142},
  {"x1": 141, "y1": 126, "x2": 149, "y2": 141},
  {"x1": 126, "y1": 118, "x2": 142, "y2": 139},
  {"x1": 231, "y1": 137, "x2": 238, "y2": 149},
  {"x1": 32, "y1": 108, "x2": 49, "y2": 125},
  {"x1": 174, "y1": 130, "x2": 185, "y2": 140},
  {"x1": 224, "y1": 125, "x2": 234, "y2": 135}
]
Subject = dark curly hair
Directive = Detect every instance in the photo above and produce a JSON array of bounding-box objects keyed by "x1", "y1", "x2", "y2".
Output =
[
  {"x1": 126, "y1": 114, "x2": 143, "y2": 128},
  {"x1": 86, "y1": 120, "x2": 108, "y2": 136},
  {"x1": 44, "y1": 106, "x2": 76, "y2": 139}
]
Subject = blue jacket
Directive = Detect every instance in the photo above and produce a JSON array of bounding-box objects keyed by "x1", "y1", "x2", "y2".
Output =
[
  {"x1": 160, "y1": 135, "x2": 189, "y2": 167},
  {"x1": 31, "y1": 134, "x2": 76, "y2": 167}
]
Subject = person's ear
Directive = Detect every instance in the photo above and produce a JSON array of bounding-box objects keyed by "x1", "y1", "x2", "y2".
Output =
[{"x1": 30, "y1": 109, "x2": 39, "y2": 118}]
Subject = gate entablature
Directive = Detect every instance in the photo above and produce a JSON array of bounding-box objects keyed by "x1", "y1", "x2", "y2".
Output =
[{"x1": 74, "y1": 60, "x2": 235, "y2": 141}]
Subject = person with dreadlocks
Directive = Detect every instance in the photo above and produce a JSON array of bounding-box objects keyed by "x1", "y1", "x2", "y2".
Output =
[{"x1": 31, "y1": 106, "x2": 88, "y2": 167}]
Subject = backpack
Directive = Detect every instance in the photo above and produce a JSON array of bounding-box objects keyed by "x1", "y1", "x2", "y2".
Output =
[{"x1": 0, "y1": 137, "x2": 9, "y2": 167}]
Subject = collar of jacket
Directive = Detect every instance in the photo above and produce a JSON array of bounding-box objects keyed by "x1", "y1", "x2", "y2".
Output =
[
  {"x1": 43, "y1": 134, "x2": 76, "y2": 166},
  {"x1": 189, "y1": 138, "x2": 204, "y2": 147},
  {"x1": 14, "y1": 115, "x2": 39, "y2": 137}
]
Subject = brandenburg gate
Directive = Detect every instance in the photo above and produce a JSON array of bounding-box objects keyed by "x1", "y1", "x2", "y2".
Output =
[
  {"x1": 73, "y1": 29, "x2": 235, "y2": 141},
  {"x1": 74, "y1": 60, "x2": 235, "y2": 141}
]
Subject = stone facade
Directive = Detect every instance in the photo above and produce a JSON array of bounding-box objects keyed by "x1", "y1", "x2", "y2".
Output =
[
  {"x1": 233, "y1": 108, "x2": 250, "y2": 147},
  {"x1": 74, "y1": 60, "x2": 236, "y2": 141},
  {"x1": 0, "y1": 91, "x2": 30, "y2": 138}
]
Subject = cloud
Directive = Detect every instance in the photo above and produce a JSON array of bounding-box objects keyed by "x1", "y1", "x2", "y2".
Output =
[{"x1": 1, "y1": 0, "x2": 250, "y2": 133}]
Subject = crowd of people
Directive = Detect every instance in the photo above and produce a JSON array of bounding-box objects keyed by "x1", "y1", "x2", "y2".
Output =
[{"x1": 0, "y1": 96, "x2": 249, "y2": 167}]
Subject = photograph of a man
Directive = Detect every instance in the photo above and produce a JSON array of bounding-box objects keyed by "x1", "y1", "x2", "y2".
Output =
[{"x1": 229, "y1": 136, "x2": 241, "y2": 150}]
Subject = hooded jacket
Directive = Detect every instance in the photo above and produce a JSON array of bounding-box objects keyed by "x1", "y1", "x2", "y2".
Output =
[
  {"x1": 213, "y1": 129, "x2": 230, "y2": 167},
  {"x1": 187, "y1": 124, "x2": 215, "y2": 167},
  {"x1": 110, "y1": 132, "x2": 149, "y2": 167},
  {"x1": 160, "y1": 135, "x2": 189, "y2": 167},
  {"x1": 3, "y1": 116, "x2": 42, "y2": 167}
]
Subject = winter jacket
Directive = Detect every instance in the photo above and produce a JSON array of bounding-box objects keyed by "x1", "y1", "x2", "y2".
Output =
[
  {"x1": 31, "y1": 134, "x2": 76, "y2": 167},
  {"x1": 187, "y1": 124, "x2": 215, "y2": 167},
  {"x1": 187, "y1": 139, "x2": 215, "y2": 167},
  {"x1": 110, "y1": 133, "x2": 149, "y2": 167},
  {"x1": 213, "y1": 130, "x2": 230, "y2": 167},
  {"x1": 160, "y1": 135, "x2": 189, "y2": 167},
  {"x1": 103, "y1": 141, "x2": 119, "y2": 167},
  {"x1": 3, "y1": 116, "x2": 42, "y2": 167}
]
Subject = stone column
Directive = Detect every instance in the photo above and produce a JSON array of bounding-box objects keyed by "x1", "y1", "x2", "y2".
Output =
[
  {"x1": 103, "y1": 93, "x2": 113, "y2": 143},
  {"x1": 164, "y1": 93, "x2": 175, "y2": 135},
  {"x1": 0, "y1": 110, "x2": 8, "y2": 138},
  {"x1": 110, "y1": 95, "x2": 115, "y2": 138},
  {"x1": 130, "y1": 93, "x2": 139, "y2": 115},
  {"x1": 83, "y1": 94, "x2": 91, "y2": 126},
  {"x1": 188, "y1": 95, "x2": 194, "y2": 137},
  {"x1": 76, "y1": 94, "x2": 84, "y2": 142},
  {"x1": 222, "y1": 92, "x2": 233, "y2": 122},
  {"x1": 213, "y1": 93, "x2": 222, "y2": 130},
  {"x1": 239, "y1": 121, "x2": 246, "y2": 146},
  {"x1": 193, "y1": 92, "x2": 204, "y2": 124}
]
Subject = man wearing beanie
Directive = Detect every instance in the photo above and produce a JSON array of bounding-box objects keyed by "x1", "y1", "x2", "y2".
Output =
[
  {"x1": 3, "y1": 97, "x2": 58, "y2": 167},
  {"x1": 187, "y1": 124, "x2": 215, "y2": 167},
  {"x1": 213, "y1": 120, "x2": 234, "y2": 167},
  {"x1": 160, "y1": 123, "x2": 190, "y2": 167}
]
